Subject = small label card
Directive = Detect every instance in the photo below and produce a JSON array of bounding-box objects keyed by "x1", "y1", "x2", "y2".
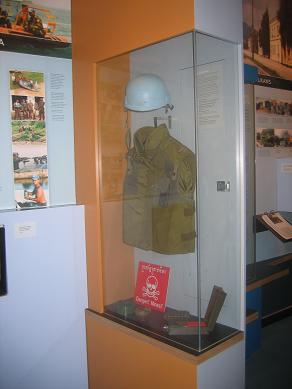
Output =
[{"x1": 14, "y1": 221, "x2": 36, "y2": 239}]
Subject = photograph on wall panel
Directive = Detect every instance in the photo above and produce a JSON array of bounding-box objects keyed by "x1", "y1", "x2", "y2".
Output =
[
  {"x1": 256, "y1": 128, "x2": 292, "y2": 148},
  {"x1": 243, "y1": 0, "x2": 292, "y2": 88},
  {"x1": 255, "y1": 85, "x2": 292, "y2": 157},
  {"x1": 10, "y1": 69, "x2": 49, "y2": 209},
  {"x1": 0, "y1": 0, "x2": 71, "y2": 58}
]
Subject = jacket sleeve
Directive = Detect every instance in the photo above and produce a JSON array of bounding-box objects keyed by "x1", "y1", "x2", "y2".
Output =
[{"x1": 177, "y1": 152, "x2": 196, "y2": 195}]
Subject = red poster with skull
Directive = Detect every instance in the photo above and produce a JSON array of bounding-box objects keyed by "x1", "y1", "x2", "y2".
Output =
[{"x1": 135, "y1": 261, "x2": 170, "y2": 312}]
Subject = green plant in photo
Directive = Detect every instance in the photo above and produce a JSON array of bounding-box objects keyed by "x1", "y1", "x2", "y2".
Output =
[{"x1": 12, "y1": 121, "x2": 46, "y2": 142}]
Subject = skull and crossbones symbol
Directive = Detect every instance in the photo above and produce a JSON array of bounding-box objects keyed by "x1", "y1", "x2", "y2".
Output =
[{"x1": 142, "y1": 275, "x2": 160, "y2": 300}]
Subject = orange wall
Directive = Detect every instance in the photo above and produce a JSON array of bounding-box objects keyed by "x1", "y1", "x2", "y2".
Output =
[
  {"x1": 71, "y1": 0, "x2": 194, "y2": 311},
  {"x1": 86, "y1": 311, "x2": 198, "y2": 389},
  {"x1": 72, "y1": 0, "x2": 194, "y2": 62}
]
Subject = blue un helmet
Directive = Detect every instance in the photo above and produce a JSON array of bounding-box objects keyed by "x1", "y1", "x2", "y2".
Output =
[{"x1": 124, "y1": 74, "x2": 172, "y2": 112}]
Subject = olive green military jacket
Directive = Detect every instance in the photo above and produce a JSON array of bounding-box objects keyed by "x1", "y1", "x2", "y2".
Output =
[{"x1": 123, "y1": 124, "x2": 196, "y2": 255}]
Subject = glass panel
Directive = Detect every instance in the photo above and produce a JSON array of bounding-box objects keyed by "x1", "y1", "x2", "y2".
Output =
[
  {"x1": 96, "y1": 31, "x2": 242, "y2": 354},
  {"x1": 194, "y1": 32, "x2": 242, "y2": 351}
]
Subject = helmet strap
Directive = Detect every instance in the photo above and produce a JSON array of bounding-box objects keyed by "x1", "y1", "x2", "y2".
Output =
[
  {"x1": 124, "y1": 110, "x2": 131, "y2": 151},
  {"x1": 165, "y1": 104, "x2": 174, "y2": 113}
]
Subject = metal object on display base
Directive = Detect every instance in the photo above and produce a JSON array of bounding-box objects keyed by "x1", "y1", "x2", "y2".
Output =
[
  {"x1": 116, "y1": 300, "x2": 135, "y2": 318},
  {"x1": 163, "y1": 286, "x2": 227, "y2": 336}
]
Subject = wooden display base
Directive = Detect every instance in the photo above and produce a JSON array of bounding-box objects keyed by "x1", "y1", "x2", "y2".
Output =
[
  {"x1": 104, "y1": 296, "x2": 237, "y2": 355},
  {"x1": 86, "y1": 309, "x2": 244, "y2": 389}
]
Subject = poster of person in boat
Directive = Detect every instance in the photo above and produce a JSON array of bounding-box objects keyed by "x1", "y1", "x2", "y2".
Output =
[
  {"x1": 10, "y1": 69, "x2": 49, "y2": 209},
  {"x1": 0, "y1": 0, "x2": 71, "y2": 58}
]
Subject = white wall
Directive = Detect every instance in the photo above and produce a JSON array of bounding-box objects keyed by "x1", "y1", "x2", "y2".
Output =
[
  {"x1": 197, "y1": 340, "x2": 245, "y2": 389},
  {"x1": 256, "y1": 154, "x2": 292, "y2": 214},
  {"x1": 195, "y1": 0, "x2": 243, "y2": 43},
  {"x1": 256, "y1": 227, "x2": 292, "y2": 262},
  {"x1": 0, "y1": 205, "x2": 88, "y2": 389},
  {"x1": 277, "y1": 158, "x2": 292, "y2": 212}
]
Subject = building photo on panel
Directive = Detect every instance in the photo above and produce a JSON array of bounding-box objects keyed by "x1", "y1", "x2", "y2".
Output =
[{"x1": 243, "y1": 0, "x2": 292, "y2": 86}]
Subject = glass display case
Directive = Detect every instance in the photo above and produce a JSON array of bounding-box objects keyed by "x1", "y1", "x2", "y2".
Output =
[{"x1": 96, "y1": 31, "x2": 243, "y2": 354}]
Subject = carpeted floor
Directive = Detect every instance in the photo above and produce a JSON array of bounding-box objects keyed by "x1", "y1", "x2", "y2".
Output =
[{"x1": 246, "y1": 316, "x2": 292, "y2": 389}]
